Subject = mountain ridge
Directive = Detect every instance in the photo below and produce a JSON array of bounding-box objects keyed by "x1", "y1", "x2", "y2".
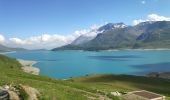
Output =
[
  {"x1": 0, "y1": 44, "x2": 28, "y2": 52},
  {"x1": 71, "y1": 23, "x2": 127, "y2": 45},
  {"x1": 53, "y1": 21, "x2": 170, "y2": 51}
]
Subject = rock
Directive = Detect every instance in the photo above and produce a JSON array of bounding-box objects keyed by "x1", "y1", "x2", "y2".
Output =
[
  {"x1": 20, "y1": 85, "x2": 40, "y2": 100},
  {"x1": 147, "y1": 72, "x2": 170, "y2": 79},
  {"x1": 3, "y1": 85, "x2": 10, "y2": 90},
  {"x1": 0, "y1": 90, "x2": 9, "y2": 100},
  {"x1": 1, "y1": 85, "x2": 20, "y2": 100},
  {"x1": 8, "y1": 90, "x2": 20, "y2": 100},
  {"x1": 1, "y1": 84, "x2": 40, "y2": 100},
  {"x1": 110, "y1": 91, "x2": 121, "y2": 96}
]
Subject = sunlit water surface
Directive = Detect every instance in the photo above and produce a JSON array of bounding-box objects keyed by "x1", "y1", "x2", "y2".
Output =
[{"x1": 6, "y1": 50, "x2": 170, "y2": 79}]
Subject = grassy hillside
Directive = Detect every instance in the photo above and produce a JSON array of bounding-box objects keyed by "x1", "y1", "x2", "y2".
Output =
[
  {"x1": 0, "y1": 54, "x2": 101, "y2": 100},
  {"x1": 69, "y1": 74, "x2": 170, "y2": 96},
  {"x1": 0, "y1": 54, "x2": 170, "y2": 100}
]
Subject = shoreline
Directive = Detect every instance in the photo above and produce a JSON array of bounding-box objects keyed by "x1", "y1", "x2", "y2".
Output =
[
  {"x1": 0, "y1": 51, "x2": 16, "y2": 54},
  {"x1": 98, "y1": 48, "x2": 170, "y2": 52},
  {"x1": 17, "y1": 59, "x2": 40, "y2": 75},
  {"x1": 54, "y1": 48, "x2": 170, "y2": 52}
]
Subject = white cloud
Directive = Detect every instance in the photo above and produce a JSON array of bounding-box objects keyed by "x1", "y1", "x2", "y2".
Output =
[
  {"x1": 8, "y1": 34, "x2": 75, "y2": 49},
  {"x1": 0, "y1": 34, "x2": 5, "y2": 44},
  {"x1": 133, "y1": 19, "x2": 145, "y2": 25},
  {"x1": 9, "y1": 38, "x2": 25, "y2": 45},
  {"x1": 73, "y1": 29, "x2": 90, "y2": 37},
  {"x1": 84, "y1": 24, "x2": 104, "y2": 37},
  {"x1": 133, "y1": 14, "x2": 170, "y2": 25},
  {"x1": 90, "y1": 24, "x2": 102, "y2": 30},
  {"x1": 4, "y1": 23, "x2": 105, "y2": 49},
  {"x1": 72, "y1": 23, "x2": 103, "y2": 37},
  {"x1": 141, "y1": 0, "x2": 146, "y2": 4}
]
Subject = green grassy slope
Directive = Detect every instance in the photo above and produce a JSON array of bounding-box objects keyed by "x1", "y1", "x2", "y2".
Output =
[
  {"x1": 0, "y1": 55, "x2": 100, "y2": 100},
  {"x1": 69, "y1": 74, "x2": 170, "y2": 99},
  {"x1": 0, "y1": 54, "x2": 170, "y2": 100}
]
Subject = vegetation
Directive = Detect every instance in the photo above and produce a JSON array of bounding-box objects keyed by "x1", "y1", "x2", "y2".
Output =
[
  {"x1": 0, "y1": 54, "x2": 170, "y2": 99},
  {"x1": 0, "y1": 54, "x2": 98, "y2": 100}
]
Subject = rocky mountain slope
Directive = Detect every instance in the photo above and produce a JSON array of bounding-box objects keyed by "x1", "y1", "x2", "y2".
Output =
[{"x1": 53, "y1": 21, "x2": 170, "y2": 51}]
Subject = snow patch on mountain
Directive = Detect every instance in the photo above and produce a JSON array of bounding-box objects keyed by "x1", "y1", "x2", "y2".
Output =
[{"x1": 71, "y1": 23, "x2": 127, "y2": 45}]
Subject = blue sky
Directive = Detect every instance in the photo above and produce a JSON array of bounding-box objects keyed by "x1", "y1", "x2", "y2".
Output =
[
  {"x1": 0, "y1": 0, "x2": 170, "y2": 49},
  {"x1": 0, "y1": 0, "x2": 170, "y2": 37}
]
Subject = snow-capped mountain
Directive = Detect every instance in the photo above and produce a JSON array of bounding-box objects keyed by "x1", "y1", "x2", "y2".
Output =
[
  {"x1": 97, "y1": 23, "x2": 127, "y2": 32},
  {"x1": 71, "y1": 29, "x2": 102, "y2": 45},
  {"x1": 53, "y1": 21, "x2": 170, "y2": 51},
  {"x1": 71, "y1": 23, "x2": 127, "y2": 45}
]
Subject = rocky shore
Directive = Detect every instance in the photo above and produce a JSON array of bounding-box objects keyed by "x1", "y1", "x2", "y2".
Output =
[
  {"x1": 147, "y1": 72, "x2": 170, "y2": 79},
  {"x1": 18, "y1": 59, "x2": 40, "y2": 75}
]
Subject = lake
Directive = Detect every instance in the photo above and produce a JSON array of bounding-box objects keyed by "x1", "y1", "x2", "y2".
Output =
[{"x1": 6, "y1": 50, "x2": 170, "y2": 79}]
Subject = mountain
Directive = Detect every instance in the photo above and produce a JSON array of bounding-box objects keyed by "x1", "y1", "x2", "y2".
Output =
[
  {"x1": 133, "y1": 21, "x2": 170, "y2": 48},
  {"x1": 0, "y1": 44, "x2": 28, "y2": 52},
  {"x1": 71, "y1": 30, "x2": 99, "y2": 45},
  {"x1": 80, "y1": 24, "x2": 141, "y2": 50},
  {"x1": 52, "y1": 21, "x2": 170, "y2": 51},
  {"x1": 0, "y1": 44, "x2": 12, "y2": 52},
  {"x1": 97, "y1": 22, "x2": 127, "y2": 32},
  {"x1": 30, "y1": 49, "x2": 48, "y2": 51},
  {"x1": 71, "y1": 23, "x2": 127, "y2": 45}
]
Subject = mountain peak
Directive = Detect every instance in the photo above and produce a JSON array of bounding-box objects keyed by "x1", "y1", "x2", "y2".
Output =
[
  {"x1": 136, "y1": 21, "x2": 156, "y2": 26},
  {"x1": 71, "y1": 22, "x2": 127, "y2": 45},
  {"x1": 97, "y1": 22, "x2": 127, "y2": 32}
]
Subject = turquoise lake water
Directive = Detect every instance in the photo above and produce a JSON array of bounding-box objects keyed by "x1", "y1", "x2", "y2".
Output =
[{"x1": 6, "y1": 50, "x2": 170, "y2": 79}]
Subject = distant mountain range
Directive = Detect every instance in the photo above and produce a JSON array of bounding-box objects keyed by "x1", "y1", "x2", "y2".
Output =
[
  {"x1": 0, "y1": 44, "x2": 49, "y2": 52},
  {"x1": 0, "y1": 44, "x2": 28, "y2": 52},
  {"x1": 52, "y1": 21, "x2": 170, "y2": 51}
]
